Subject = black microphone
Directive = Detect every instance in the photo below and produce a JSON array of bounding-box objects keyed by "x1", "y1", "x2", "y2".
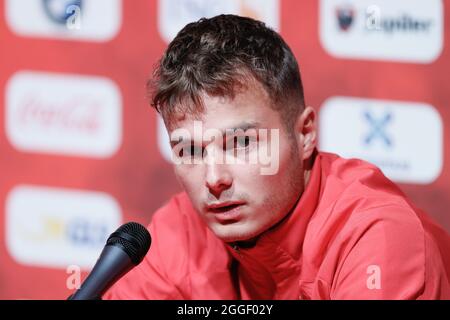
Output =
[{"x1": 68, "y1": 222, "x2": 151, "y2": 300}]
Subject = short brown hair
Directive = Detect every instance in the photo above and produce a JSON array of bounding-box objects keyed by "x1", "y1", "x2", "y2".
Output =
[{"x1": 149, "y1": 14, "x2": 305, "y2": 129}]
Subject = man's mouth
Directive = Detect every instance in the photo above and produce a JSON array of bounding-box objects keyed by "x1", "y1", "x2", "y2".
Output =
[{"x1": 206, "y1": 201, "x2": 245, "y2": 214}]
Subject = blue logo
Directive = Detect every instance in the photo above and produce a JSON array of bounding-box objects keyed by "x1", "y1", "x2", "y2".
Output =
[
  {"x1": 66, "y1": 218, "x2": 109, "y2": 247},
  {"x1": 42, "y1": 0, "x2": 82, "y2": 25},
  {"x1": 363, "y1": 110, "x2": 393, "y2": 147}
]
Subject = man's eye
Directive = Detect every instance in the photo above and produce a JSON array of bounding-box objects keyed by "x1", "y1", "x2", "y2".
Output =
[
  {"x1": 180, "y1": 145, "x2": 203, "y2": 157},
  {"x1": 234, "y1": 136, "x2": 255, "y2": 149}
]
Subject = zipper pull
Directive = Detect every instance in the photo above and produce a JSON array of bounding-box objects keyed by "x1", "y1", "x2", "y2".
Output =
[{"x1": 231, "y1": 243, "x2": 243, "y2": 258}]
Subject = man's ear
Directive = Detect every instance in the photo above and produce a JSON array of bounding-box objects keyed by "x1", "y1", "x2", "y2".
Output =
[{"x1": 295, "y1": 106, "x2": 317, "y2": 161}]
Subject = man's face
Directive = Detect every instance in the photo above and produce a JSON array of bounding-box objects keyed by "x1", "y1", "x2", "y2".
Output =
[{"x1": 168, "y1": 83, "x2": 306, "y2": 243}]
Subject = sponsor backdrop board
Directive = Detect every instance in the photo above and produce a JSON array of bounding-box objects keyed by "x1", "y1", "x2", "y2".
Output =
[{"x1": 0, "y1": 0, "x2": 449, "y2": 299}]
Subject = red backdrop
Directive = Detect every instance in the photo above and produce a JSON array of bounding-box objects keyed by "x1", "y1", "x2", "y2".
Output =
[{"x1": 0, "y1": 0, "x2": 448, "y2": 299}]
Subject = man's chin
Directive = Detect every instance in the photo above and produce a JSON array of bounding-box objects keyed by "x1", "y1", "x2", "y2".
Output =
[{"x1": 209, "y1": 223, "x2": 261, "y2": 244}]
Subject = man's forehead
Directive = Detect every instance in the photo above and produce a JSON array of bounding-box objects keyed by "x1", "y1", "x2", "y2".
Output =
[
  {"x1": 165, "y1": 95, "x2": 233, "y2": 130},
  {"x1": 165, "y1": 82, "x2": 276, "y2": 133},
  {"x1": 168, "y1": 105, "x2": 260, "y2": 132}
]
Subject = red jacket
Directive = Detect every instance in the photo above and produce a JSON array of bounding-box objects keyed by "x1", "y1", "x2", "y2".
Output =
[{"x1": 104, "y1": 152, "x2": 450, "y2": 299}]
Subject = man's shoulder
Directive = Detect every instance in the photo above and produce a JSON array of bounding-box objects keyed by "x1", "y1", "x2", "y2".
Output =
[
  {"x1": 318, "y1": 151, "x2": 416, "y2": 214},
  {"x1": 308, "y1": 153, "x2": 450, "y2": 298},
  {"x1": 149, "y1": 191, "x2": 205, "y2": 237},
  {"x1": 148, "y1": 192, "x2": 223, "y2": 257},
  {"x1": 150, "y1": 192, "x2": 198, "y2": 222},
  {"x1": 104, "y1": 192, "x2": 201, "y2": 299},
  {"x1": 147, "y1": 192, "x2": 232, "y2": 286},
  {"x1": 315, "y1": 151, "x2": 433, "y2": 249}
]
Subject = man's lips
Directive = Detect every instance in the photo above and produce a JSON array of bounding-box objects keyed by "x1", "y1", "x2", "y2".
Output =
[{"x1": 205, "y1": 201, "x2": 246, "y2": 214}]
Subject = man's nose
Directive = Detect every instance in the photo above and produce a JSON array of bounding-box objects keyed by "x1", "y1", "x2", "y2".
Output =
[{"x1": 204, "y1": 149, "x2": 232, "y2": 198}]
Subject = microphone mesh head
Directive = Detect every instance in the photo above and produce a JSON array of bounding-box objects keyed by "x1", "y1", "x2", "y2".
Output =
[{"x1": 106, "y1": 222, "x2": 151, "y2": 265}]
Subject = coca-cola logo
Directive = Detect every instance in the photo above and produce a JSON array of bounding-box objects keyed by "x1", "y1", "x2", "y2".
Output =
[
  {"x1": 17, "y1": 94, "x2": 101, "y2": 135},
  {"x1": 6, "y1": 71, "x2": 122, "y2": 158}
]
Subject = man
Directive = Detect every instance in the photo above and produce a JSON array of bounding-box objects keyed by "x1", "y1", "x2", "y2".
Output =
[{"x1": 104, "y1": 14, "x2": 450, "y2": 299}]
